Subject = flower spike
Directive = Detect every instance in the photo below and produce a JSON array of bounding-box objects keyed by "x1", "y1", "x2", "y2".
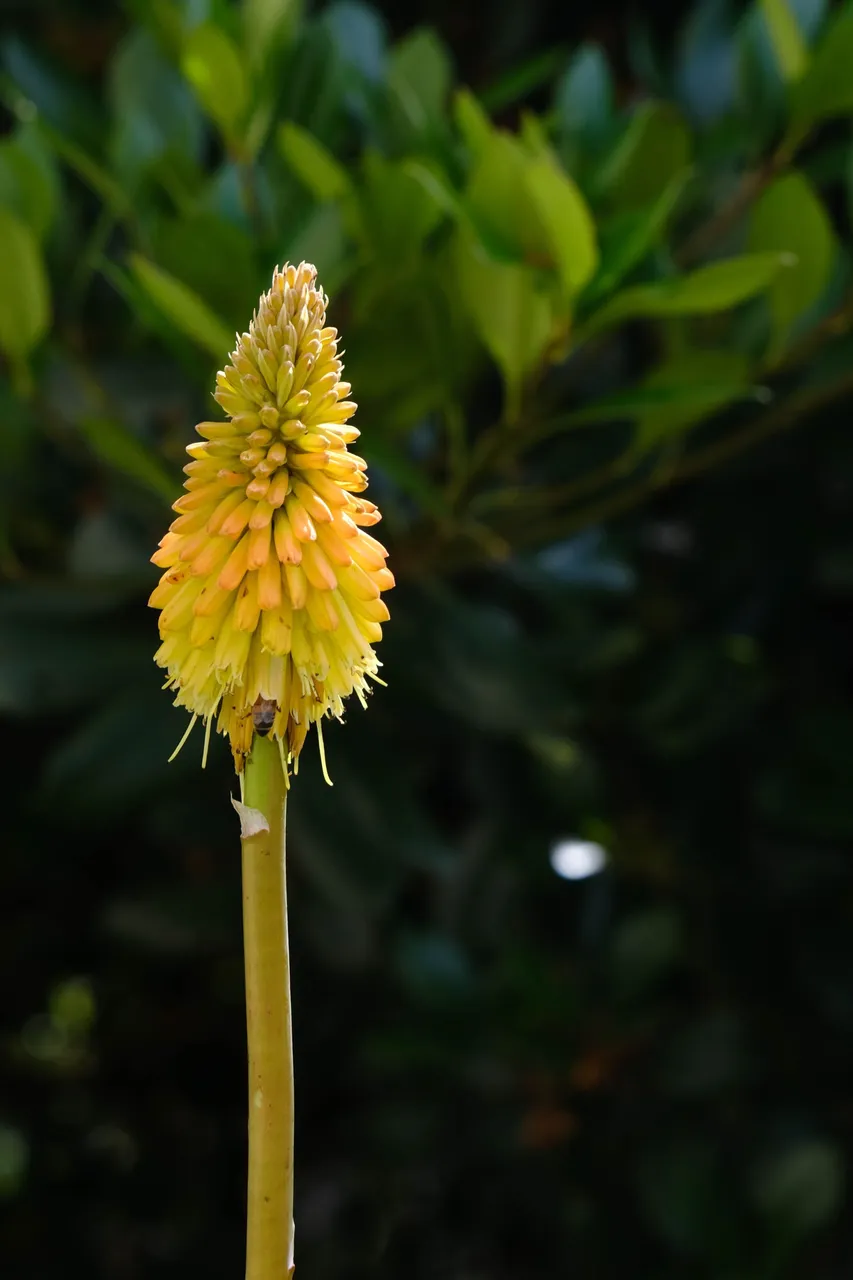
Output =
[{"x1": 150, "y1": 262, "x2": 393, "y2": 773}]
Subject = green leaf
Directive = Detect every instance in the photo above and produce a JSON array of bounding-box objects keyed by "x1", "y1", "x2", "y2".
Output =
[
  {"x1": 286, "y1": 204, "x2": 353, "y2": 296},
  {"x1": 453, "y1": 224, "x2": 554, "y2": 417},
  {"x1": 480, "y1": 47, "x2": 567, "y2": 114},
  {"x1": 554, "y1": 43, "x2": 614, "y2": 147},
  {"x1": 631, "y1": 350, "x2": 755, "y2": 451},
  {"x1": 344, "y1": 266, "x2": 473, "y2": 426},
  {"x1": 3, "y1": 36, "x2": 101, "y2": 152},
  {"x1": 558, "y1": 358, "x2": 756, "y2": 431},
  {"x1": 0, "y1": 1124, "x2": 28, "y2": 1197},
  {"x1": 279, "y1": 121, "x2": 353, "y2": 201},
  {"x1": 524, "y1": 157, "x2": 598, "y2": 296},
  {"x1": 582, "y1": 252, "x2": 791, "y2": 336},
  {"x1": 243, "y1": 0, "x2": 302, "y2": 69},
  {"x1": 387, "y1": 28, "x2": 452, "y2": 134},
  {"x1": 181, "y1": 23, "x2": 248, "y2": 139},
  {"x1": 595, "y1": 102, "x2": 692, "y2": 212},
  {"x1": 0, "y1": 125, "x2": 58, "y2": 241},
  {"x1": 40, "y1": 124, "x2": 134, "y2": 220},
  {"x1": 78, "y1": 419, "x2": 177, "y2": 503},
  {"x1": 760, "y1": 0, "x2": 808, "y2": 80},
  {"x1": 109, "y1": 29, "x2": 203, "y2": 182},
  {"x1": 0, "y1": 208, "x2": 50, "y2": 361},
  {"x1": 465, "y1": 129, "x2": 534, "y2": 258},
  {"x1": 583, "y1": 170, "x2": 691, "y2": 304},
  {"x1": 790, "y1": 4, "x2": 853, "y2": 132},
  {"x1": 465, "y1": 129, "x2": 565, "y2": 267},
  {"x1": 402, "y1": 159, "x2": 464, "y2": 219},
  {"x1": 359, "y1": 152, "x2": 444, "y2": 264},
  {"x1": 151, "y1": 213, "x2": 257, "y2": 327},
  {"x1": 676, "y1": 0, "x2": 738, "y2": 125},
  {"x1": 362, "y1": 439, "x2": 450, "y2": 519},
  {"x1": 748, "y1": 171, "x2": 834, "y2": 350},
  {"x1": 322, "y1": 0, "x2": 387, "y2": 85},
  {"x1": 454, "y1": 88, "x2": 492, "y2": 157},
  {"x1": 518, "y1": 110, "x2": 551, "y2": 160},
  {"x1": 128, "y1": 254, "x2": 233, "y2": 358},
  {"x1": 751, "y1": 1141, "x2": 844, "y2": 1238}
]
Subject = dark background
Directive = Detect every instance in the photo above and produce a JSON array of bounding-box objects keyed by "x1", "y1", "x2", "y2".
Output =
[{"x1": 2, "y1": 1, "x2": 853, "y2": 1278}]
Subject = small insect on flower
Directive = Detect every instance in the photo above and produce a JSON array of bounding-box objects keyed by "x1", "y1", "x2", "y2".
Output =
[
  {"x1": 252, "y1": 697, "x2": 277, "y2": 738},
  {"x1": 149, "y1": 262, "x2": 393, "y2": 778}
]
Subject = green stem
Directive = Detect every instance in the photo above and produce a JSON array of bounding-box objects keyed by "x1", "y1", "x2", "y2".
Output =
[{"x1": 241, "y1": 737, "x2": 294, "y2": 1280}]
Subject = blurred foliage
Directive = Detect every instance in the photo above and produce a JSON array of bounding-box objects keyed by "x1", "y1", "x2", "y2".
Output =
[{"x1": 3, "y1": 0, "x2": 853, "y2": 1277}]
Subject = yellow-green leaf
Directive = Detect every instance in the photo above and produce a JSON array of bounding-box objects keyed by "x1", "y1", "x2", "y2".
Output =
[
  {"x1": 466, "y1": 130, "x2": 538, "y2": 259},
  {"x1": 129, "y1": 254, "x2": 233, "y2": 358},
  {"x1": 453, "y1": 225, "x2": 554, "y2": 418},
  {"x1": 79, "y1": 419, "x2": 177, "y2": 502},
  {"x1": 0, "y1": 128, "x2": 58, "y2": 241},
  {"x1": 760, "y1": 0, "x2": 808, "y2": 81},
  {"x1": 182, "y1": 23, "x2": 247, "y2": 139},
  {"x1": 454, "y1": 88, "x2": 492, "y2": 157},
  {"x1": 388, "y1": 28, "x2": 451, "y2": 132},
  {"x1": 748, "y1": 171, "x2": 834, "y2": 351},
  {"x1": 244, "y1": 0, "x2": 302, "y2": 69},
  {"x1": 0, "y1": 207, "x2": 50, "y2": 360},
  {"x1": 524, "y1": 157, "x2": 598, "y2": 297},
  {"x1": 594, "y1": 102, "x2": 691, "y2": 213},
  {"x1": 631, "y1": 350, "x2": 754, "y2": 451},
  {"x1": 790, "y1": 5, "x2": 853, "y2": 133},
  {"x1": 279, "y1": 122, "x2": 353, "y2": 201},
  {"x1": 583, "y1": 253, "x2": 791, "y2": 337},
  {"x1": 584, "y1": 170, "x2": 691, "y2": 304}
]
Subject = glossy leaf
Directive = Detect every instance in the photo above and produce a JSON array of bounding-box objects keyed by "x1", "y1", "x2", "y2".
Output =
[
  {"x1": 524, "y1": 156, "x2": 598, "y2": 296},
  {"x1": 322, "y1": 0, "x2": 387, "y2": 85},
  {"x1": 557, "y1": 357, "x2": 755, "y2": 433},
  {"x1": 78, "y1": 419, "x2": 177, "y2": 503},
  {"x1": 554, "y1": 43, "x2": 614, "y2": 147},
  {"x1": 582, "y1": 253, "x2": 791, "y2": 336},
  {"x1": 631, "y1": 349, "x2": 754, "y2": 451},
  {"x1": 359, "y1": 152, "x2": 444, "y2": 263},
  {"x1": 387, "y1": 28, "x2": 452, "y2": 133},
  {"x1": 748, "y1": 170, "x2": 835, "y2": 349},
  {"x1": 760, "y1": 0, "x2": 808, "y2": 79},
  {"x1": 790, "y1": 4, "x2": 853, "y2": 132},
  {"x1": 128, "y1": 254, "x2": 233, "y2": 358},
  {"x1": 583, "y1": 170, "x2": 691, "y2": 304},
  {"x1": 595, "y1": 102, "x2": 691, "y2": 212},
  {"x1": 279, "y1": 121, "x2": 353, "y2": 201},
  {"x1": 465, "y1": 129, "x2": 542, "y2": 260},
  {"x1": 243, "y1": 0, "x2": 302, "y2": 68},
  {"x1": 181, "y1": 23, "x2": 248, "y2": 139},
  {"x1": 0, "y1": 126, "x2": 58, "y2": 241},
  {"x1": 453, "y1": 225, "x2": 554, "y2": 416},
  {"x1": 109, "y1": 28, "x2": 203, "y2": 181},
  {"x1": 0, "y1": 208, "x2": 50, "y2": 361},
  {"x1": 454, "y1": 88, "x2": 492, "y2": 156}
]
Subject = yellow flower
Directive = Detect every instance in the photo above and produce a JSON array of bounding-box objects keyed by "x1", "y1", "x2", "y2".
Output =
[{"x1": 149, "y1": 262, "x2": 393, "y2": 775}]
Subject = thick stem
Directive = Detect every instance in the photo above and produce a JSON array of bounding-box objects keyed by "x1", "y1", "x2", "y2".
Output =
[{"x1": 241, "y1": 737, "x2": 294, "y2": 1280}]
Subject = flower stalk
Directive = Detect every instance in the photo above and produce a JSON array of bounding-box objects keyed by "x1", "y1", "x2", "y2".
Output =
[
  {"x1": 149, "y1": 262, "x2": 393, "y2": 1279},
  {"x1": 241, "y1": 735, "x2": 294, "y2": 1280}
]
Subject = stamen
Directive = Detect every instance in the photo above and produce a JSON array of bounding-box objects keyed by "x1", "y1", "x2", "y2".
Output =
[
  {"x1": 168, "y1": 714, "x2": 198, "y2": 763},
  {"x1": 316, "y1": 716, "x2": 333, "y2": 787}
]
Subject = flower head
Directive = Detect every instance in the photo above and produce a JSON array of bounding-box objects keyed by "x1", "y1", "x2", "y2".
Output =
[{"x1": 149, "y1": 262, "x2": 393, "y2": 774}]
